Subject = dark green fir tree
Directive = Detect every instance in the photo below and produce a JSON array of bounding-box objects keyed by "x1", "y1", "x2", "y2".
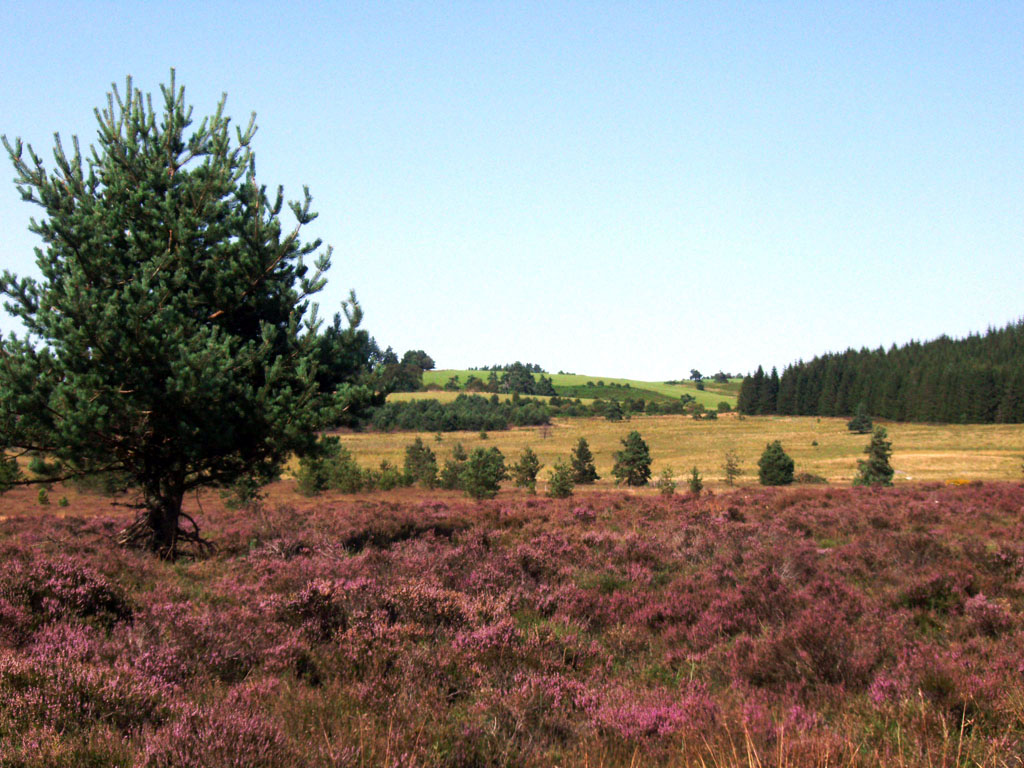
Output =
[
  {"x1": 758, "y1": 441, "x2": 795, "y2": 486},
  {"x1": 853, "y1": 426, "x2": 895, "y2": 487}
]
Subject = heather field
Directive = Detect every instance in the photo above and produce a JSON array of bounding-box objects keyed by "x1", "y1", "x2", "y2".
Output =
[{"x1": 1, "y1": 482, "x2": 1024, "y2": 766}]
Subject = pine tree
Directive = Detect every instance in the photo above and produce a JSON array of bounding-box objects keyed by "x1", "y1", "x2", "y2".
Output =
[
  {"x1": 546, "y1": 460, "x2": 575, "y2": 499},
  {"x1": 853, "y1": 426, "x2": 894, "y2": 486},
  {"x1": 687, "y1": 466, "x2": 703, "y2": 496},
  {"x1": 611, "y1": 431, "x2": 652, "y2": 486},
  {"x1": 511, "y1": 446, "x2": 543, "y2": 494},
  {"x1": 846, "y1": 402, "x2": 873, "y2": 434},
  {"x1": 403, "y1": 437, "x2": 438, "y2": 488},
  {"x1": 722, "y1": 450, "x2": 742, "y2": 486},
  {"x1": 0, "y1": 73, "x2": 351, "y2": 558},
  {"x1": 461, "y1": 447, "x2": 507, "y2": 500},
  {"x1": 570, "y1": 438, "x2": 600, "y2": 484},
  {"x1": 758, "y1": 441, "x2": 794, "y2": 486}
]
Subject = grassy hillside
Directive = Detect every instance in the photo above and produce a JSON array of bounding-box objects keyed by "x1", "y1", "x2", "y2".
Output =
[{"x1": 422, "y1": 369, "x2": 739, "y2": 408}]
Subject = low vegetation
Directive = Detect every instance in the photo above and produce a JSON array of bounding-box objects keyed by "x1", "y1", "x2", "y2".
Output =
[{"x1": 1, "y1": 483, "x2": 1022, "y2": 765}]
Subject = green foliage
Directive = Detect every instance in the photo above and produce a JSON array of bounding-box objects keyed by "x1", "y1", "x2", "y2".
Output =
[
  {"x1": 546, "y1": 460, "x2": 575, "y2": 499},
  {"x1": 221, "y1": 473, "x2": 270, "y2": 510},
  {"x1": 853, "y1": 426, "x2": 894, "y2": 487},
  {"x1": 722, "y1": 450, "x2": 742, "y2": 486},
  {"x1": 511, "y1": 447, "x2": 543, "y2": 494},
  {"x1": 438, "y1": 443, "x2": 468, "y2": 490},
  {"x1": 57, "y1": 496, "x2": 70, "y2": 507},
  {"x1": 296, "y1": 437, "x2": 366, "y2": 495},
  {"x1": 37, "y1": 488, "x2": 50, "y2": 506},
  {"x1": 847, "y1": 402, "x2": 873, "y2": 434},
  {"x1": 604, "y1": 400, "x2": 624, "y2": 422},
  {"x1": 0, "y1": 454, "x2": 20, "y2": 492},
  {"x1": 461, "y1": 447, "x2": 507, "y2": 500},
  {"x1": 611, "y1": 431, "x2": 652, "y2": 487},
  {"x1": 688, "y1": 466, "x2": 703, "y2": 496},
  {"x1": 570, "y1": 438, "x2": 600, "y2": 484},
  {"x1": 403, "y1": 437, "x2": 438, "y2": 488},
  {"x1": 758, "y1": 441, "x2": 795, "y2": 486},
  {"x1": 0, "y1": 72, "x2": 350, "y2": 555},
  {"x1": 656, "y1": 467, "x2": 676, "y2": 496}
]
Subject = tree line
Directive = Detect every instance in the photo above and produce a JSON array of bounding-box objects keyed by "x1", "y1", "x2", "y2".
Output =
[{"x1": 738, "y1": 319, "x2": 1024, "y2": 423}]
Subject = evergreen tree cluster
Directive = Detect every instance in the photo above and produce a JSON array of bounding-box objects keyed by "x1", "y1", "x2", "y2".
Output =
[
  {"x1": 370, "y1": 394, "x2": 550, "y2": 432},
  {"x1": 738, "y1": 320, "x2": 1024, "y2": 423}
]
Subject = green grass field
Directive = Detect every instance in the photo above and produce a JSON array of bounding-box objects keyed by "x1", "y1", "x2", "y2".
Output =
[
  {"x1": 422, "y1": 369, "x2": 739, "y2": 408},
  {"x1": 328, "y1": 413, "x2": 1024, "y2": 490}
]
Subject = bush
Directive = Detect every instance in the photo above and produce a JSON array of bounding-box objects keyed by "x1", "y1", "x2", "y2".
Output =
[
  {"x1": 758, "y1": 441, "x2": 794, "y2": 486},
  {"x1": 296, "y1": 437, "x2": 366, "y2": 495},
  {"x1": 847, "y1": 402, "x2": 873, "y2": 434},
  {"x1": 403, "y1": 437, "x2": 438, "y2": 488},
  {"x1": 546, "y1": 460, "x2": 575, "y2": 499},
  {"x1": 717, "y1": 401, "x2": 732, "y2": 413},
  {"x1": 794, "y1": 472, "x2": 828, "y2": 484},
  {"x1": 461, "y1": 447, "x2": 507, "y2": 500},
  {"x1": 611, "y1": 431, "x2": 652, "y2": 487}
]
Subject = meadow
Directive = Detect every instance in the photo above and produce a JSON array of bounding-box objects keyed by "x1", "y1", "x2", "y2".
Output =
[
  {"x1": 1, "y1": 481, "x2": 1023, "y2": 766},
  {"x1": 328, "y1": 414, "x2": 1024, "y2": 490}
]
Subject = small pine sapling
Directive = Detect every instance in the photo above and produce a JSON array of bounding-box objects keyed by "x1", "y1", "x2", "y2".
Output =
[
  {"x1": 853, "y1": 426, "x2": 894, "y2": 487},
  {"x1": 656, "y1": 467, "x2": 676, "y2": 496},
  {"x1": 511, "y1": 447, "x2": 543, "y2": 494},
  {"x1": 688, "y1": 466, "x2": 703, "y2": 496},
  {"x1": 546, "y1": 460, "x2": 575, "y2": 499}
]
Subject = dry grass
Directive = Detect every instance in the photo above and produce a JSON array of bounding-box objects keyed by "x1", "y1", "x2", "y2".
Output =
[{"x1": 328, "y1": 414, "x2": 1024, "y2": 490}]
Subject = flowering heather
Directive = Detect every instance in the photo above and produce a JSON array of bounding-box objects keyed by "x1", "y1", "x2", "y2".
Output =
[{"x1": 0, "y1": 482, "x2": 1023, "y2": 765}]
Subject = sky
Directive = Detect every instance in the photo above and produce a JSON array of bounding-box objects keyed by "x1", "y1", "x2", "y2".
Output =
[{"x1": 1, "y1": 1, "x2": 1022, "y2": 380}]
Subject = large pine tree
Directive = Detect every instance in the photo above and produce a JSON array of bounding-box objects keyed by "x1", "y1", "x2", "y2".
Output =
[{"x1": 0, "y1": 73, "x2": 353, "y2": 557}]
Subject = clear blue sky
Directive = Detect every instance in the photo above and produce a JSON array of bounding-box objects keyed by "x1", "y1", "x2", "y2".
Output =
[{"x1": 2, "y1": 2, "x2": 1022, "y2": 380}]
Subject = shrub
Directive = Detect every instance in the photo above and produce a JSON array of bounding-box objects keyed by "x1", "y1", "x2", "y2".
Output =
[
  {"x1": 546, "y1": 460, "x2": 574, "y2": 499},
  {"x1": 758, "y1": 441, "x2": 794, "y2": 486},
  {"x1": 794, "y1": 472, "x2": 828, "y2": 484},
  {"x1": 403, "y1": 437, "x2": 438, "y2": 488},
  {"x1": 461, "y1": 447, "x2": 507, "y2": 500},
  {"x1": 612, "y1": 431, "x2": 652, "y2": 487},
  {"x1": 717, "y1": 401, "x2": 732, "y2": 413},
  {"x1": 511, "y1": 447, "x2": 543, "y2": 494}
]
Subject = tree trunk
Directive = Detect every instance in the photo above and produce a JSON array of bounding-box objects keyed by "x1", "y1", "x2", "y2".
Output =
[{"x1": 145, "y1": 486, "x2": 185, "y2": 559}]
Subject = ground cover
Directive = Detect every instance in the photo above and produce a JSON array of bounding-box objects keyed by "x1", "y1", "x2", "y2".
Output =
[
  {"x1": 0, "y1": 482, "x2": 1022, "y2": 766},
  {"x1": 328, "y1": 415, "x2": 1024, "y2": 489}
]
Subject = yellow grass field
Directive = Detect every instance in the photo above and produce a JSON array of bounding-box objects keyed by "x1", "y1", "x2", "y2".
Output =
[{"x1": 327, "y1": 414, "x2": 1024, "y2": 490}]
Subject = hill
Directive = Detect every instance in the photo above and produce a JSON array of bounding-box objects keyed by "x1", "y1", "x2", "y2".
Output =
[{"x1": 423, "y1": 369, "x2": 739, "y2": 409}]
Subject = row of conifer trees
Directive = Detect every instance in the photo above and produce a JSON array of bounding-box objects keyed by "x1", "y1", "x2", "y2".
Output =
[{"x1": 738, "y1": 319, "x2": 1024, "y2": 423}]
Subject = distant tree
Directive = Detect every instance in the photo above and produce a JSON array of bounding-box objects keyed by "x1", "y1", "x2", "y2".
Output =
[
  {"x1": 604, "y1": 400, "x2": 624, "y2": 422},
  {"x1": 713, "y1": 372, "x2": 730, "y2": 383},
  {"x1": 722, "y1": 450, "x2": 742, "y2": 486},
  {"x1": 717, "y1": 401, "x2": 732, "y2": 413},
  {"x1": 401, "y1": 350, "x2": 435, "y2": 370},
  {"x1": 690, "y1": 369, "x2": 703, "y2": 382},
  {"x1": 511, "y1": 447, "x2": 543, "y2": 494},
  {"x1": 847, "y1": 402, "x2": 873, "y2": 434},
  {"x1": 853, "y1": 426, "x2": 894, "y2": 487},
  {"x1": 656, "y1": 467, "x2": 676, "y2": 496},
  {"x1": 502, "y1": 363, "x2": 537, "y2": 394},
  {"x1": 535, "y1": 375, "x2": 557, "y2": 397},
  {"x1": 444, "y1": 376, "x2": 461, "y2": 391},
  {"x1": 570, "y1": 438, "x2": 600, "y2": 484},
  {"x1": 687, "y1": 466, "x2": 703, "y2": 496},
  {"x1": 612, "y1": 431, "x2": 652, "y2": 487},
  {"x1": 546, "y1": 460, "x2": 575, "y2": 499},
  {"x1": 461, "y1": 447, "x2": 507, "y2": 500},
  {"x1": 696, "y1": 381, "x2": 705, "y2": 391},
  {"x1": 758, "y1": 441, "x2": 794, "y2": 486},
  {"x1": 403, "y1": 437, "x2": 438, "y2": 488}
]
